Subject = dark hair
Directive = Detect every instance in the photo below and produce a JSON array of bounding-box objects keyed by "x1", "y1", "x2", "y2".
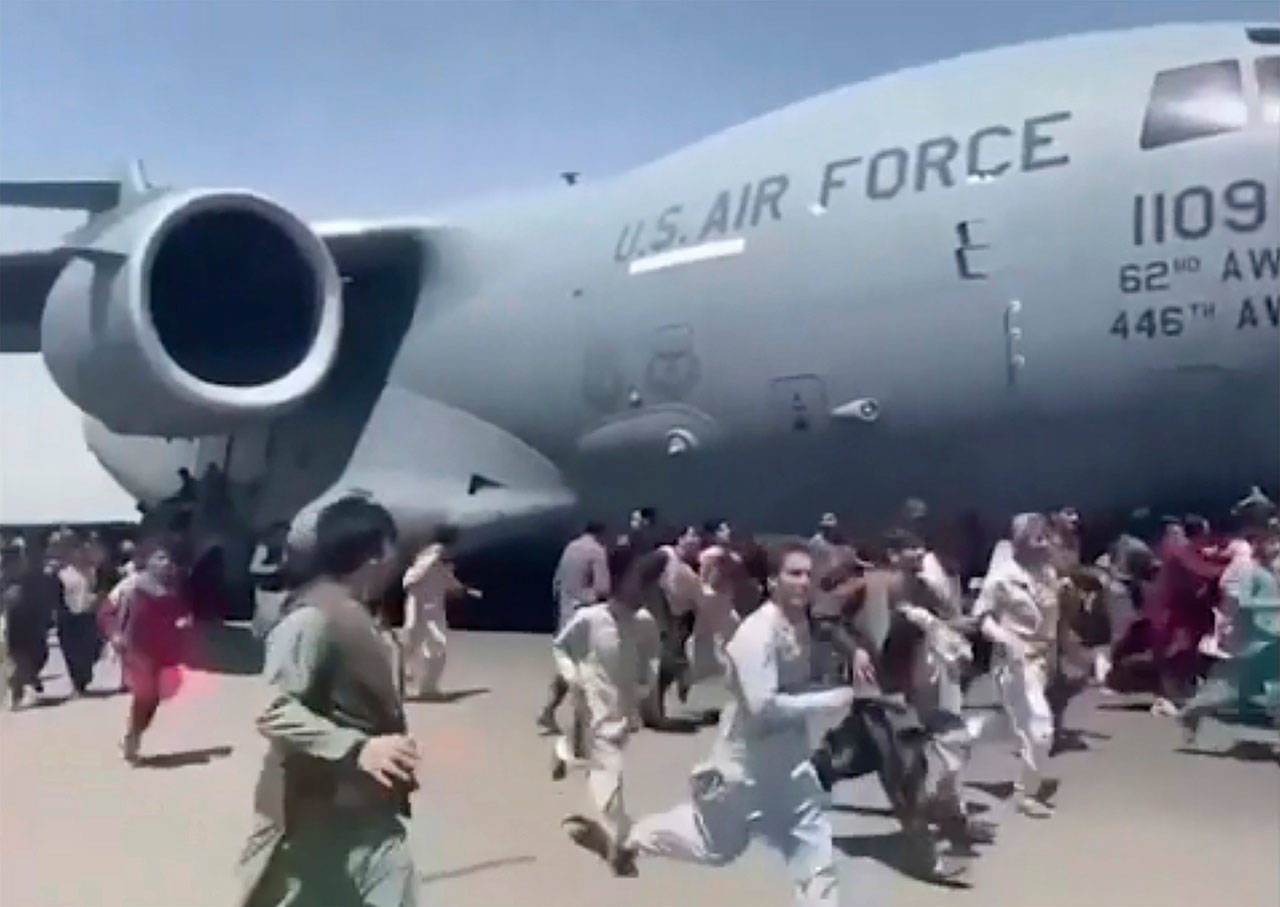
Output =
[
  {"x1": 313, "y1": 496, "x2": 398, "y2": 578},
  {"x1": 738, "y1": 538, "x2": 768, "y2": 584},
  {"x1": 607, "y1": 540, "x2": 641, "y2": 588},
  {"x1": 1244, "y1": 524, "x2": 1279, "y2": 549},
  {"x1": 1, "y1": 543, "x2": 24, "y2": 570},
  {"x1": 1182, "y1": 514, "x2": 1210, "y2": 539},
  {"x1": 135, "y1": 532, "x2": 187, "y2": 568},
  {"x1": 767, "y1": 541, "x2": 811, "y2": 578},
  {"x1": 703, "y1": 519, "x2": 727, "y2": 535},
  {"x1": 638, "y1": 507, "x2": 657, "y2": 523},
  {"x1": 634, "y1": 549, "x2": 668, "y2": 586},
  {"x1": 584, "y1": 520, "x2": 606, "y2": 537},
  {"x1": 883, "y1": 528, "x2": 925, "y2": 553},
  {"x1": 432, "y1": 523, "x2": 460, "y2": 546},
  {"x1": 858, "y1": 539, "x2": 889, "y2": 566},
  {"x1": 609, "y1": 542, "x2": 667, "y2": 593}
]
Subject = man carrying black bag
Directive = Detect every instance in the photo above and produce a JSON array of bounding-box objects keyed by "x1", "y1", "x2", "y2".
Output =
[{"x1": 809, "y1": 531, "x2": 991, "y2": 884}]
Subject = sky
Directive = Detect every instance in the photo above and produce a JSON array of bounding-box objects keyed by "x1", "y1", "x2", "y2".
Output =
[
  {"x1": 0, "y1": 0, "x2": 1274, "y2": 520},
  {"x1": 1, "y1": 0, "x2": 1275, "y2": 249}
]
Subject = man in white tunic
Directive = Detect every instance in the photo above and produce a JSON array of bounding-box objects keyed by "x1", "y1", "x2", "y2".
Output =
[
  {"x1": 552, "y1": 545, "x2": 663, "y2": 876},
  {"x1": 973, "y1": 514, "x2": 1060, "y2": 818},
  {"x1": 400, "y1": 526, "x2": 480, "y2": 700},
  {"x1": 538, "y1": 523, "x2": 611, "y2": 732},
  {"x1": 552, "y1": 522, "x2": 612, "y2": 631},
  {"x1": 625, "y1": 543, "x2": 852, "y2": 906}
]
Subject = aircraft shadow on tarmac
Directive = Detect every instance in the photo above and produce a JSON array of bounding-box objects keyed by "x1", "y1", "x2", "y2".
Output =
[
  {"x1": 419, "y1": 855, "x2": 537, "y2": 884},
  {"x1": 832, "y1": 832, "x2": 972, "y2": 889},
  {"x1": 134, "y1": 745, "x2": 233, "y2": 769}
]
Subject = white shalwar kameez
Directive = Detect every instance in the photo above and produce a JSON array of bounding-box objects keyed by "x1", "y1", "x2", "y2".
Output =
[
  {"x1": 402, "y1": 544, "x2": 460, "y2": 697},
  {"x1": 552, "y1": 602, "x2": 658, "y2": 850},
  {"x1": 973, "y1": 544, "x2": 1059, "y2": 798},
  {"x1": 628, "y1": 602, "x2": 848, "y2": 907}
]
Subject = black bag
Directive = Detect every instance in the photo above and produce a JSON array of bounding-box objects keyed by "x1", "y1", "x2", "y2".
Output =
[{"x1": 811, "y1": 697, "x2": 930, "y2": 824}]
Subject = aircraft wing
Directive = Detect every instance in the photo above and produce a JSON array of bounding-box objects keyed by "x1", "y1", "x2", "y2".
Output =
[
  {"x1": 0, "y1": 217, "x2": 434, "y2": 354},
  {"x1": 0, "y1": 247, "x2": 71, "y2": 352}
]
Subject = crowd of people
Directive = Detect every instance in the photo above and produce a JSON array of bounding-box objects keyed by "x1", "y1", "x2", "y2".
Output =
[
  {"x1": 0, "y1": 528, "x2": 194, "y2": 761},
  {"x1": 2, "y1": 485, "x2": 1277, "y2": 907},
  {"x1": 533, "y1": 492, "x2": 1280, "y2": 901}
]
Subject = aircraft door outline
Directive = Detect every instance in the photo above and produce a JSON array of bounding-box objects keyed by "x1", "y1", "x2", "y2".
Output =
[
  {"x1": 644, "y1": 323, "x2": 701, "y2": 402},
  {"x1": 770, "y1": 375, "x2": 829, "y2": 434}
]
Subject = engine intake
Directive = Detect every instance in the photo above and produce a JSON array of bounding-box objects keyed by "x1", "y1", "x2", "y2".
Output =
[{"x1": 41, "y1": 189, "x2": 342, "y2": 436}]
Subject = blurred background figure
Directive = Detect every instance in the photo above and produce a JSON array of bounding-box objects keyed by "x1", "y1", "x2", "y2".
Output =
[
  {"x1": 55, "y1": 531, "x2": 104, "y2": 697},
  {"x1": 540, "y1": 522, "x2": 611, "y2": 733},
  {"x1": 400, "y1": 525, "x2": 481, "y2": 701}
]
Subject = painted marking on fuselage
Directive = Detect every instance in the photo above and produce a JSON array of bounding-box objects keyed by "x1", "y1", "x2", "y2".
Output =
[{"x1": 628, "y1": 237, "x2": 746, "y2": 275}]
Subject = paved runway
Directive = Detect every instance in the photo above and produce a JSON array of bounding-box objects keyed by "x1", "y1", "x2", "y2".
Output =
[{"x1": 2, "y1": 627, "x2": 1276, "y2": 907}]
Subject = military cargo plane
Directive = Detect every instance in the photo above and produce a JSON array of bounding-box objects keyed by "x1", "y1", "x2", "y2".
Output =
[{"x1": 2, "y1": 22, "x2": 1277, "y2": 564}]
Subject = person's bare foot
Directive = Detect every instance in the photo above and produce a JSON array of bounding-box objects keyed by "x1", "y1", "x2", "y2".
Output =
[
  {"x1": 609, "y1": 843, "x2": 639, "y2": 878},
  {"x1": 1016, "y1": 795, "x2": 1053, "y2": 819},
  {"x1": 1177, "y1": 709, "x2": 1201, "y2": 745}
]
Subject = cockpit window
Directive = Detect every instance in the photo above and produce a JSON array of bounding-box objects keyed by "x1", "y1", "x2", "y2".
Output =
[
  {"x1": 1246, "y1": 26, "x2": 1279, "y2": 46},
  {"x1": 1257, "y1": 56, "x2": 1279, "y2": 124},
  {"x1": 1140, "y1": 60, "x2": 1247, "y2": 149}
]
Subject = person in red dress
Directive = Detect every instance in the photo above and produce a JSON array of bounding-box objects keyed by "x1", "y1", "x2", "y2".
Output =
[
  {"x1": 119, "y1": 535, "x2": 193, "y2": 762},
  {"x1": 1144, "y1": 518, "x2": 1225, "y2": 715}
]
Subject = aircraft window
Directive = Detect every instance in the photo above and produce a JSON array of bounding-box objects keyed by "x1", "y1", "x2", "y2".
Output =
[
  {"x1": 1257, "y1": 56, "x2": 1280, "y2": 124},
  {"x1": 1140, "y1": 60, "x2": 1247, "y2": 149}
]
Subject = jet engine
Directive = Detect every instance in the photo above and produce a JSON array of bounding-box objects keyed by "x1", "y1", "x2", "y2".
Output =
[{"x1": 40, "y1": 189, "x2": 342, "y2": 436}]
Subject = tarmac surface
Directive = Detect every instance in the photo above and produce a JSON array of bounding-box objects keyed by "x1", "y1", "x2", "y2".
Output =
[{"x1": 1, "y1": 625, "x2": 1277, "y2": 907}]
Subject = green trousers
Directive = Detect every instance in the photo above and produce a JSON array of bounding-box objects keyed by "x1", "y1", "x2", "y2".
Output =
[{"x1": 241, "y1": 810, "x2": 416, "y2": 907}]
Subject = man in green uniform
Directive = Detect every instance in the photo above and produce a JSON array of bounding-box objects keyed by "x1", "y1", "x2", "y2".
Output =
[{"x1": 239, "y1": 496, "x2": 421, "y2": 907}]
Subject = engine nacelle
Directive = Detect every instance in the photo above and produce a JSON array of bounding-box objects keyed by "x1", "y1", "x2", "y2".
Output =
[{"x1": 41, "y1": 189, "x2": 342, "y2": 436}]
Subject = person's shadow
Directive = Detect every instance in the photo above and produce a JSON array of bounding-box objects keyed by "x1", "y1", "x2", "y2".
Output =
[
  {"x1": 1050, "y1": 727, "x2": 1110, "y2": 755},
  {"x1": 184, "y1": 622, "x2": 263, "y2": 676},
  {"x1": 406, "y1": 688, "x2": 490, "y2": 704},
  {"x1": 827, "y1": 803, "x2": 896, "y2": 818},
  {"x1": 420, "y1": 856, "x2": 536, "y2": 884},
  {"x1": 833, "y1": 832, "x2": 971, "y2": 888},
  {"x1": 135, "y1": 745, "x2": 233, "y2": 769},
  {"x1": 1177, "y1": 741, "x2": 1278, "y2": 764},
  {"x1": 965, "y1": 780, "x2": 1015, "y2": 801}
]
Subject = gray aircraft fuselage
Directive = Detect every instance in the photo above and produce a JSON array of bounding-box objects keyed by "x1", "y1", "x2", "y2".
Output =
[{"x1": 54, "y1": 23, "x2": 1280, "y2": 547}]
